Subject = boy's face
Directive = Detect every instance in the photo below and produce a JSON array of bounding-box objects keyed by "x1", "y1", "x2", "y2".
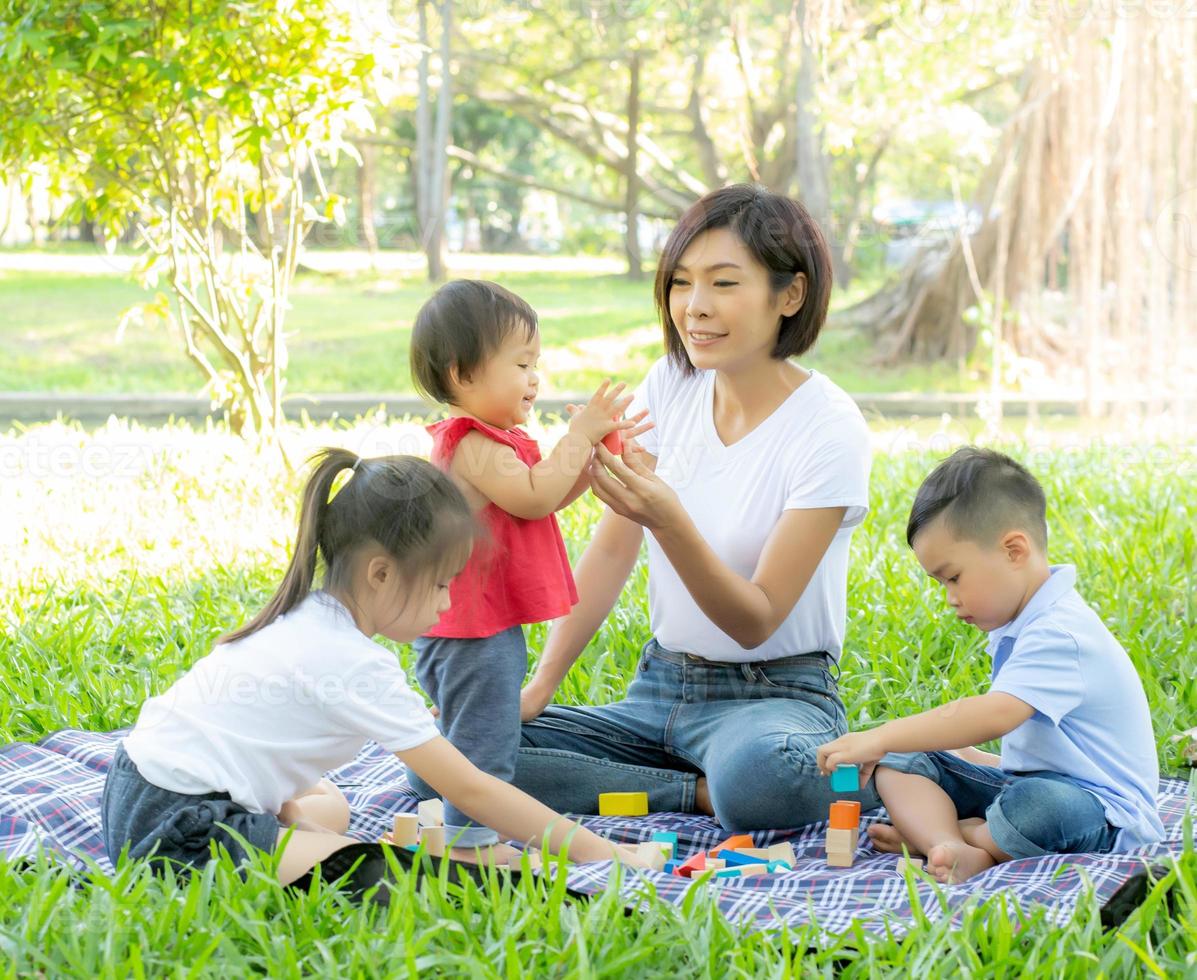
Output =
[
  {"x1": 911, "y1": 515, "x2": 1036, "y2": 633},
  {"x1": 453, "y1": 327, "x2": 541, "y2": 429}
]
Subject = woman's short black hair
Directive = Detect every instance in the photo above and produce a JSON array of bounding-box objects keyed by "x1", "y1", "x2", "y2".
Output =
[
  {"x1": 410, "y1": 279, "x2": 538, "y2": 405},
  {"x1": 653, "y1": 184, "x2": 833, "y2": 374},
  {"x1": 906, "y1": 446, "x2": 1049, "y2": 550}
]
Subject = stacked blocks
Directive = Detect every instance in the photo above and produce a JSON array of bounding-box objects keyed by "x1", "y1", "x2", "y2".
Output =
[
  {"x1": 380, "y1": 800, "x2": 447, "y2": 857},
  {"x1": 825, "y1": 799, "x2": 862, "y2": 868}
]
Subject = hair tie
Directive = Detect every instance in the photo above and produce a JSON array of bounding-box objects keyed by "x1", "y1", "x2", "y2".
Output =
[{"x1": 351, "y1": 456, "x2": 364, "y2": 473}]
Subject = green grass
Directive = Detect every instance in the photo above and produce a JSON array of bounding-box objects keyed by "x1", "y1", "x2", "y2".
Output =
[
  {"x1": 0, "y1": 262, "x2": 969, "y2": 397},
  {"x1": 0, "y1": 420, "x2": 1194, "y2": 974}
]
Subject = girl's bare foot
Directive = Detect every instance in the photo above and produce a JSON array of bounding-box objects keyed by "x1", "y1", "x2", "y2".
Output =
[
  {"x1": 867, "y1": 823, "x2": 915, "y2": 854},
  {"x1": 926, "y1": 840, "x2": 995, "y2": 884},
  {"x1": 448, "y1": 842, "x2": 523, "y2": 866}
]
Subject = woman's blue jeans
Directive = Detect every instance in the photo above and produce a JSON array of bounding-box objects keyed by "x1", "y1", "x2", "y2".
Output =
[{"x1": 513, "y1": 638, "x2": 879, "y2": 830}]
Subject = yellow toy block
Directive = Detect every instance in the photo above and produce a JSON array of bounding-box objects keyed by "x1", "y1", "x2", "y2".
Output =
[{"x1": 598, "y1": 792, "x2": 648, "y2": 816}]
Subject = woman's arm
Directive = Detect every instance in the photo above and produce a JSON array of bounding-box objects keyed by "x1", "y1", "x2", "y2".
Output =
[
  {"x1": 588, "y1": 446, "x2": 845, "y2": 650},
  {"x1": 521, "y1": 503, "x2": 645, "y2": 718},
  {"x1": 399, "y1": 736, "x2": 648, "y2": 864}
]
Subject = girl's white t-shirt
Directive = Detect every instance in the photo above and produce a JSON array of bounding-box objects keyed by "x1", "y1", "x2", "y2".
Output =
[
  {"x1": 122, "y1": 591, "x2": 439, "y2": 814},
  {"x1": 628, "y1": 357, "x2": 871, "y2": 663}
]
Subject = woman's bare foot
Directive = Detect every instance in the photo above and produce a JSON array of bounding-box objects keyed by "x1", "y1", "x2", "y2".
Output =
[
  {"x1": 926, "y1": 840, "x2": 995, "y2": 884},
  {"x1": 867, "y1": 823, "x2": 915, "y2": 854},
  {"x1": 695, "y1": 777, "x2": 715, "y2": 816},
  {"x1": 448, "y1": 842, "x2": 523, "y2": 867}
]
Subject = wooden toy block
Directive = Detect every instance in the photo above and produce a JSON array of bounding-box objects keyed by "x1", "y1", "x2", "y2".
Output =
[
  {"x1": 417, "y1": 798, "x2": 445, "y2": 827},
  {"x1": 767, "y1": 860, "x2": 792, "y2": 873},
  {"x1": 673, "y1": 851, "x2": 706, "y2": 877},
  {"x1": 598, "y1": 791, "x2": 649, "y2": 816},
  {"x1": 706, "y1": 858, "x2": 726, "y2": 870},
  {"x1": 714, "y1": 863, "x2": 769, "y2": 879},
  {"x1": 391, "y1": 813, "x2": 419, "y2": 847},
  {"x1": 825, "y1": 828, "x2": 858, "y2": 852},
  {"x1": 707, "y1": 833, "x2": 754, "y2": 857},
  {"x1": 767, "y1": 842, "x2": 796, "y2": 865},
  {"x1": 733, "y1": 848, "x2": 772, "y2": 860},
  {"x1": 421, "y1": 826, "x2": 446, "y2": 857},
  {"x1": 651, "y1": 831, "x2": 678, "y2": 857},
  {"x1": 896, "y1": 856, "x2": 924, "y2": 874},
  {"x1": 829, "y1": 800, "x2": 862, "y2": 830},
  {"x1": 826, "y1": 850, "x2": 855, "y2": 868},
  {"x1": 635, "y1": 842, "x2": 668, "y2": 871},
  {"x1": 717, "y1": 849, "x2": 766, "y2": 867},
  {"x1": 830, "y1": 764, "x2": 861, "y2": 793}
]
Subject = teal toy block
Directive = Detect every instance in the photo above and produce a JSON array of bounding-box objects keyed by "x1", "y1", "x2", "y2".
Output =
[
  {"x1": 651, "y1": 831, "x2": 679, "y2": 849},
  {"x1": 767, "y1": 860, "x2": 793, "y2": 872},
  {"x1": 831, "y1": 764, "x2": 860, "y2": 793},
  {"x1": 713, "y1": 868, "x2": 743, "y2": 878}
]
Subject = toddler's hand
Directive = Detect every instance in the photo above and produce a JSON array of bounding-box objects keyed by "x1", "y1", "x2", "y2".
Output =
[
  {"x1": 568, "y1": 380, "x2": 638, "y2": 446},
  {"x1": 817, "y1": 730, "x2": 885, "y2": 784}
]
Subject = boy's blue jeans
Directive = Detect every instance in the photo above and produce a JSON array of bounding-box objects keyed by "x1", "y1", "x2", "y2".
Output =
[
  {"x1": 406, "y1": 626, "x2": 528, "y2": 847},
  {"x1": 510, "y1": 638, "x2": 879, "y2": 830},
  {"x1": 878, "y1": 751, "x2": 1119, "y2": 859}
]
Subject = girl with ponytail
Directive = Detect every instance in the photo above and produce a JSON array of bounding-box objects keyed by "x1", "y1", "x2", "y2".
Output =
[{"x1": 102, "y1": 449, "x2": 647, "y2": 886}]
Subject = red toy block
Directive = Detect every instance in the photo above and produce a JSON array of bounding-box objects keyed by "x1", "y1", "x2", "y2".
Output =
[
  {"x1": 829, "y1": 801, "x2": 861, "y2": 830},
  {"x1": 672, "y1": 850, "x2": 707, "y2": 878},
  {"x1": 601, "y1": 429, "x2": 623, "y2": 454}
]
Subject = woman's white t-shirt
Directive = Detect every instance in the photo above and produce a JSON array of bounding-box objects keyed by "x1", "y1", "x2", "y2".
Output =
[
  {"x1": 628, "y1": 357, "x2": 871, "y2": 663},
  {"x1": 122, "y1": 591, "x2": 439, "y2": 814}
]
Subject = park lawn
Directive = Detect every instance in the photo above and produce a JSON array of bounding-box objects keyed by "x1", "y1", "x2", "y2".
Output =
[
  {"x1": 0, "y1": 419, "x2": 1194, "y2": 975},
  {"x1": 0, "y1": 264, "x2": 967, "y2": 398}
]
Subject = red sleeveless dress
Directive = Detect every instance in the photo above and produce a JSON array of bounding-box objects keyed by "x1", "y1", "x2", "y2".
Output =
[{"x1": 424, "y1": 416, "x2": 579, "y2": 639}]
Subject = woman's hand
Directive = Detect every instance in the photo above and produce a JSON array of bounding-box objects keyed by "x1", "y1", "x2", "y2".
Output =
[
  {"x1": 518, "y1": 679, "x2": 553, "y2": 722},
  {"x1": 588, "y1": 443, "x2": 682, "y2": 531},
  {"x1": 816, "y1": 729, "x2": 887, "y2": 785}
]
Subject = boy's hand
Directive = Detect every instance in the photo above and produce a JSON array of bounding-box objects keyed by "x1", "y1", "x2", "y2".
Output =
[
  {"x1": 817, "y1": 730, "x2": 887, "y2": 784},
  {"x1": 567, "y1": 380, "x2": 639, "y2": 445}
]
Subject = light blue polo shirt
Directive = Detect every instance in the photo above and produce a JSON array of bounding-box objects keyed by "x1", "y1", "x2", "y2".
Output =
[{"x1": 988, "y1": 564, "x2": 1164, "y2": 851}]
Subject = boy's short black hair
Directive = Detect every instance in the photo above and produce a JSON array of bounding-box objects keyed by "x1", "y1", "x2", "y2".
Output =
[
  {"x1": 906, "y1": 447, "x2": 1048, "y2": 550},
  {"x1": 410, "y1": 279, "x2": 538, "y2": 405}
]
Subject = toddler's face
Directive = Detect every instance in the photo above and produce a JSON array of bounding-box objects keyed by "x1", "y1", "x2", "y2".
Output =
[
  {"x1": 374, "y1": 575, "x2": 454, "y2": 644},
  {"x1": 456, "y1": 327, "x2": 541, "y2": 429},
  {"x1": 911, "y1": 516, "x2": 1031, "y2": 633}
]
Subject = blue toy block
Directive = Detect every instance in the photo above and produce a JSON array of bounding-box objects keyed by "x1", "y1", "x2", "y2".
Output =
[
  {"x1": 651, "y1": 831, "x2": 679, "y2": 849},
  {"x1": 662, "y1": 860, "x2": 679, "y2": 874},
  {"x1": 716, "y1": 849, "x2": 763, "y2": 867},
  {"x1": 830, "y1": 764, "x2": 860, "y2": 793}
]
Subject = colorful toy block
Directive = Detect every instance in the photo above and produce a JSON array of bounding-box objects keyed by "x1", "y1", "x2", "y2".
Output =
[
  {"x1": 707, "y1": 833, "x2": 754, "y2": 857},
  {"x1": 733, "y1": 848, "x2": 772, "y2": 860},
  {"x1": 421, "y1": 825, "x2": 446, "y2": 858},
  {"x1": 417, "y1": 798, "x2": 445, "y2": 827},
  {"x1": 635, "y1": 841, "x2": 668, "y2": 871},
  {"x1": 829, "y1": 800, "x2": 862, "y2": 830},
  {"x1": 767, "y1": 842, "x2": 796, "y2": 865},
  {"x1": 662, "y1": 860, "x2": 679, "y2": 875},
  {"x1": 673, "y1": 851, "x2": 707, "y2": 878},
  {"x1": 601, "y1": 429, "x2": 623, "y2": 454},
  {"x1": 391, "y1": 813, "x2": 419, "y2": 847},
  {"x1": 651, "y1": 831, "x2": 679, "y2": 857},
  {"x1": 706, "y1": 858, "x2": 726, "y2": 870},
  {"x1": 714, "y1": 863, "x2": 769, "y2": 879},
  {"x1": 716, "y1": 849, "x2": 765, "y2": 867},
  {"x1": 830, "y1": 764, "x2": 861, "y2": 793},
  {"x1": 766, "y1": 860, "x2": 792, "y2": 873},
  {"x1": 598, "y1": 791, "x2": 649, "y2": 816}
]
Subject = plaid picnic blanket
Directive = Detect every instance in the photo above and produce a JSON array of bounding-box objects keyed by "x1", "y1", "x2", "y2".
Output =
[{"x1": 2, "y1": 729, "x2": 1191, "y2": 937}]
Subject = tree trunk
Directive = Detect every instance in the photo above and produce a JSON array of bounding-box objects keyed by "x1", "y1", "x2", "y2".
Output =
[
  {"x1": 624, "y1": 51, "x2": 643, "y2": 281},
  {"x1": 358, "y1": 140, "x2": 379, "y2": 258}
]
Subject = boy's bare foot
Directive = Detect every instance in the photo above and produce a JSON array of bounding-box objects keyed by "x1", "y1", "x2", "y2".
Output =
[
  {"x1": 695, "y1": 776, "x2": 715, "y2": 816},
  {"x1": 867, "y1": 823, "x2": 914, "y2": 854},
  {"x1": 448, "y1": 842, "x2": 523, "y2": 867},
  {"x1": 926, "y1": 840, "x2": 995, "y2": 884}
]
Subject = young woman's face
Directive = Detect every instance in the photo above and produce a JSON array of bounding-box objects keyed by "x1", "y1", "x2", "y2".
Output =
[
  {"x1": 667, "y1": 228, "x2": 802, "y2": 373},
  {"x1": 455, "y1": 328, "x2": 541, "y2": 429}
]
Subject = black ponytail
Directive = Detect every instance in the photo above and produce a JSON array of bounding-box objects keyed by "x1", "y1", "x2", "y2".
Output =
[{"x1": 221, "y1": 448, "x2": 475, "y2": 644}]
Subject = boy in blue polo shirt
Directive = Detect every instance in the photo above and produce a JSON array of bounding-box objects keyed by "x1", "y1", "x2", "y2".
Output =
[{"x1": 818, "y1": 447, "x2": 1163, "y2": 883}]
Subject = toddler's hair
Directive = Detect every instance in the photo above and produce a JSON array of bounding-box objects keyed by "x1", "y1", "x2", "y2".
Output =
[
  {"x1": 906, "y1": 446, "x2": 1048, "y2": 550},
  {"x1": 410, "y1": 279, "x2": 538, "y2": 405},
  {"x1": 222, "y1": 449, "x2": 475, "y2": 643}
]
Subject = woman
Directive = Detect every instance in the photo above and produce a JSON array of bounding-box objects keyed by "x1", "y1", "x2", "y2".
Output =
[{"x1": 514, "y1": 184, "x2": 878, "y2": 831}]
